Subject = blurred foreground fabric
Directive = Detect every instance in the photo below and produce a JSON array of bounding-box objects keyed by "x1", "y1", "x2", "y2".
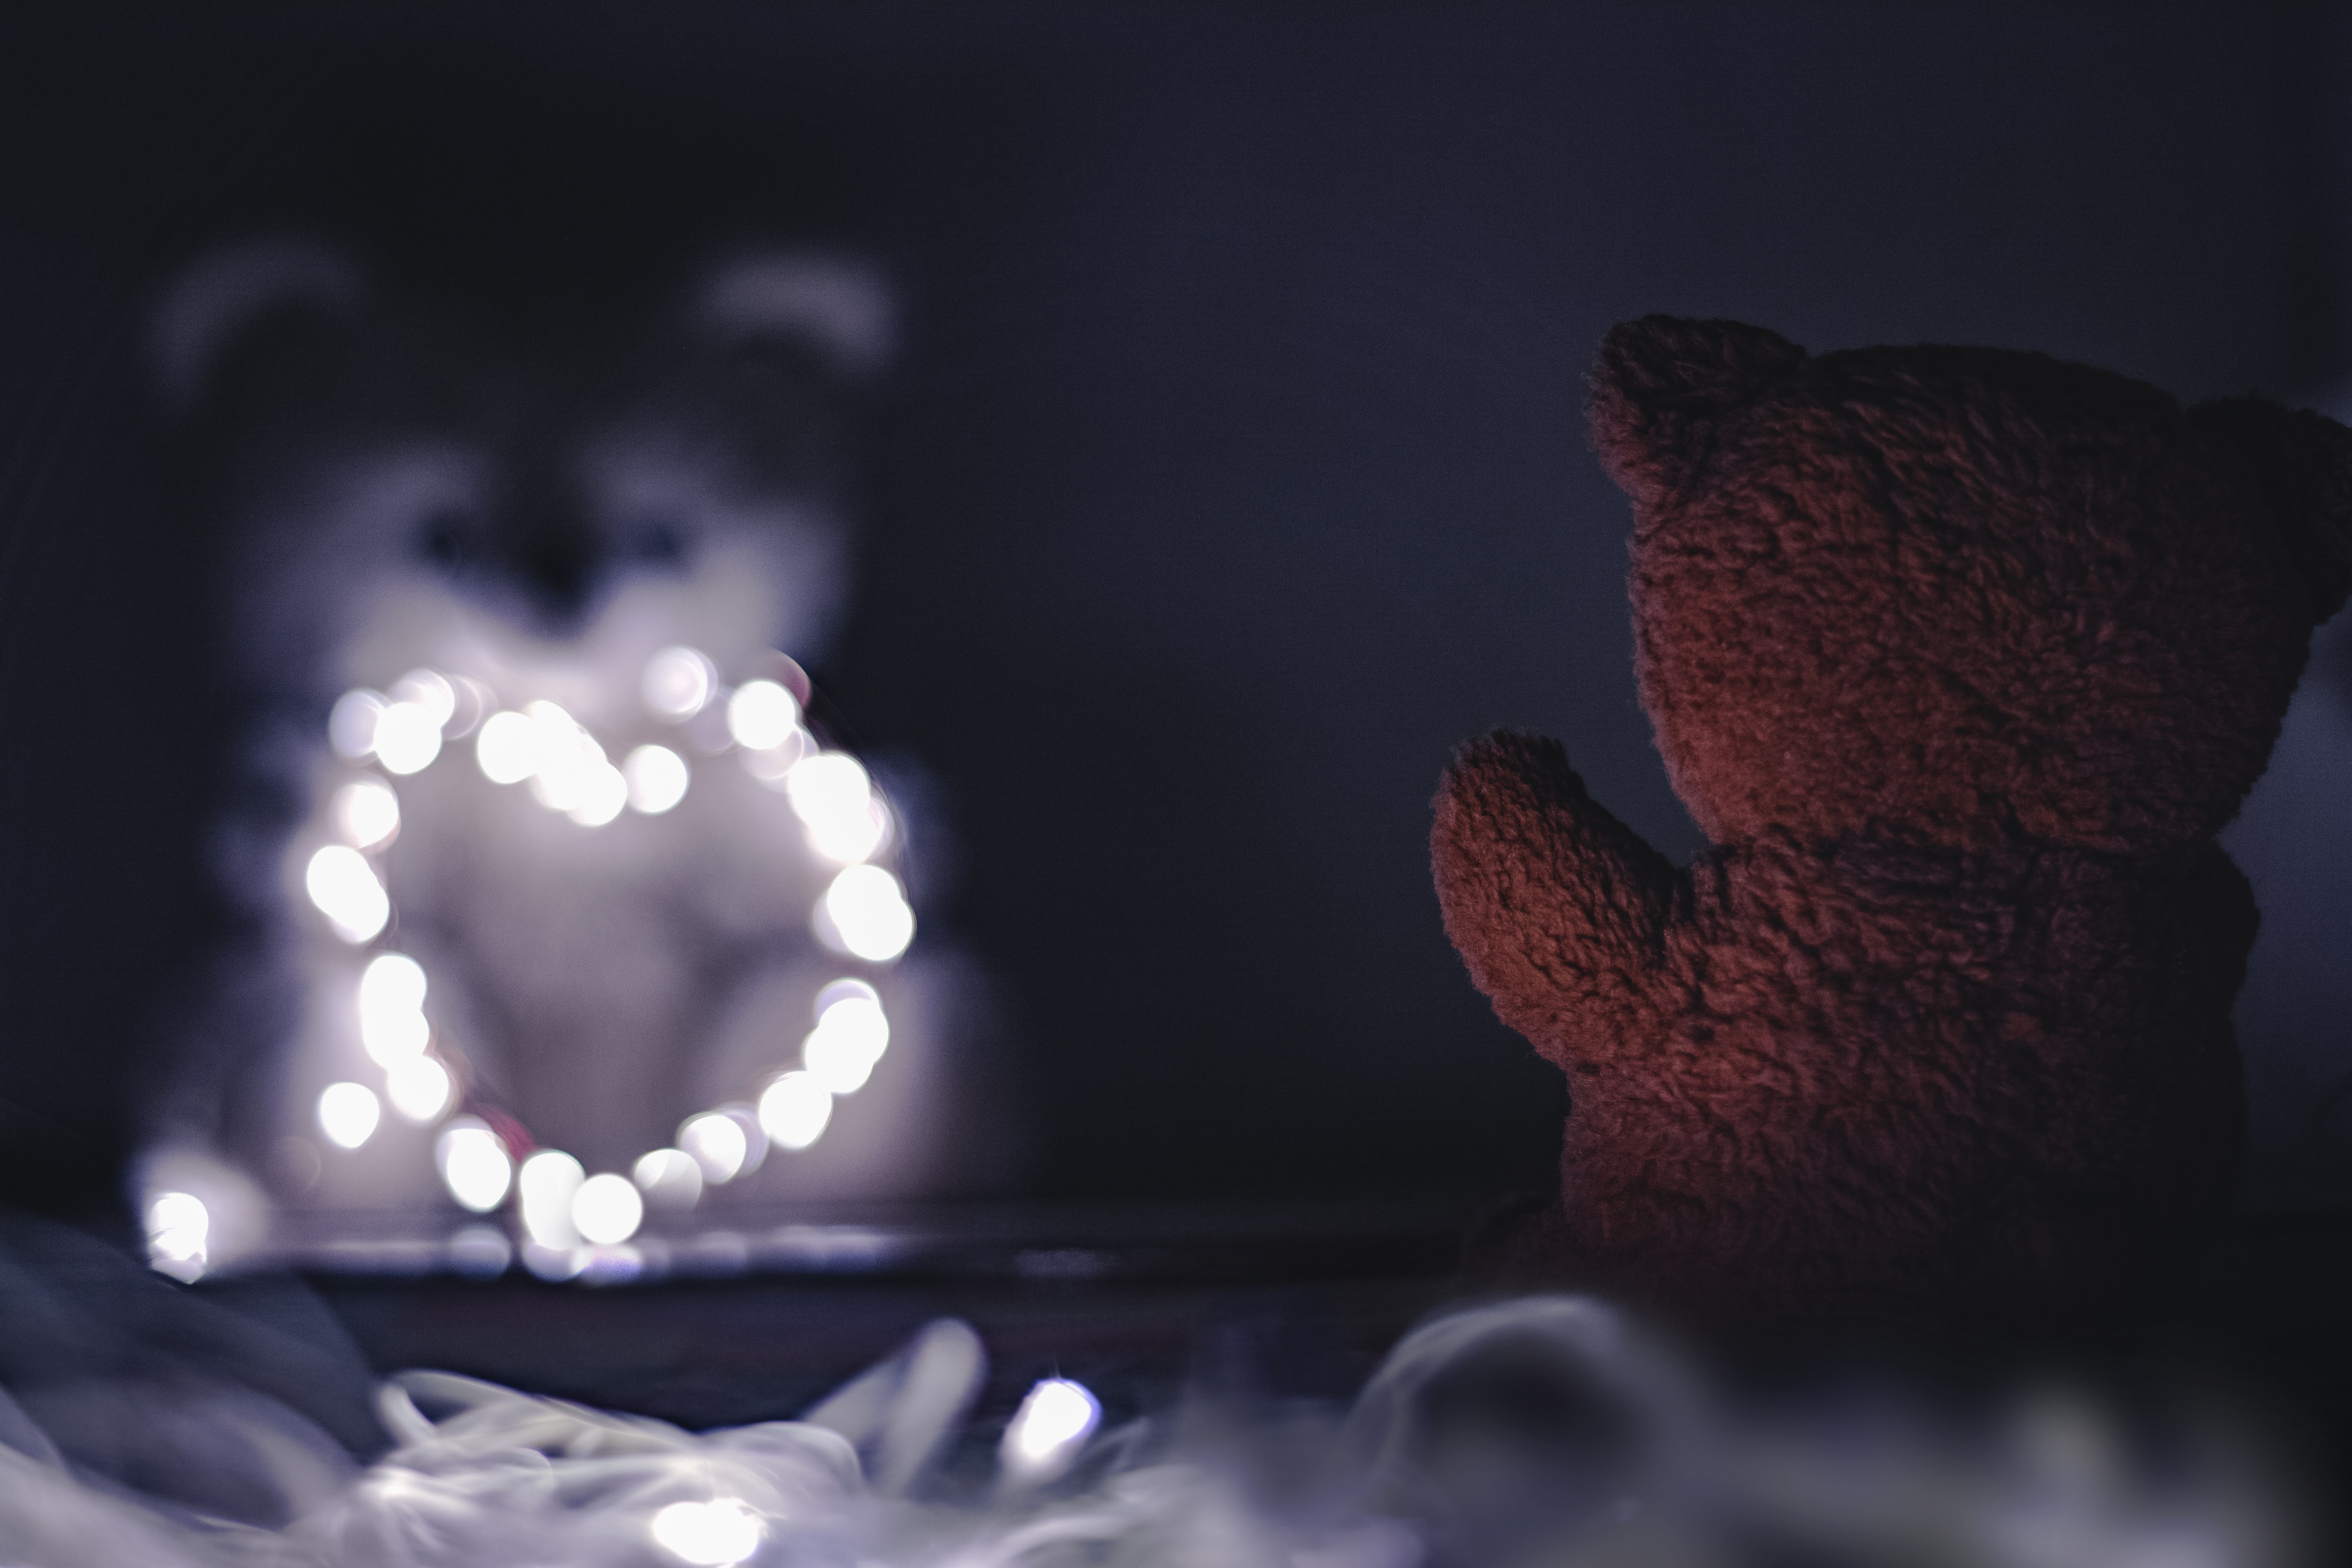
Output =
[{"x1": 0, "y1": 1215, "x2": 2326, "y2": 1568}]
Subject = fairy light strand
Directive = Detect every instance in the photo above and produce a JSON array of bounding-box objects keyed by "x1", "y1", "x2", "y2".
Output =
[{"x1": 162, "y1": 644, "x2": 917, "y2": 1276}]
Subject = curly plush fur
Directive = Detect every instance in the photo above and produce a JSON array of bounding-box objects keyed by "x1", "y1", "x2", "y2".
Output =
[{"x1": 1435, "y1": 317, "x2": 2352, "y2": 1330}]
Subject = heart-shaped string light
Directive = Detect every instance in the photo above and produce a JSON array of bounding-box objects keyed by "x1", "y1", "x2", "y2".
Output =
[{"x1": 149, "y1": 644, "x2": 916, "y2": 1281}]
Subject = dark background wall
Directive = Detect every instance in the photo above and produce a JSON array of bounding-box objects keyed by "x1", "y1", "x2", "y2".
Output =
[{"x1": 2, "y1": 2, "x2": 2347, "y2": 1220}]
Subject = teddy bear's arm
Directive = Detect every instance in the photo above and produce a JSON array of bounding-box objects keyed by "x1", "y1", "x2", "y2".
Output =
[{"x1": 1432, "y1": 731, "x2": 1678, "y2": 1067}]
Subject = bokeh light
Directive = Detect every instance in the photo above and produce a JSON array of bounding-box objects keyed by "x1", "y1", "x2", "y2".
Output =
[
  {"x1": 783, "y1": 751, "x2": 887, "y2": 862},
  {"x1": 519, "y1": 1150, "x2": 586, "y2": 1248},
  {"x1": 475, "y1": 710, "x2": 539, "y2": 784},
  {"x1": 361, "y1": 1008, "x2": 429, "y2": 1064},
  {"x1": 328, "y1": 689, "x2": 386, "y2": 760},
  {"x1": 144, "y1": 1191, "x2": 209, "y2": 1281},
  {"x1": 804, "y1": 992, "x2": 889, "y2": 1095},
  {"x1": 287, "y1": 645, "x2": 920, "y2": 1238},
  {"x1": 738, "y1": 729, "x2": 808, "y2": 782},
  {"x1": 517, "y1": 701, "x2": 630, "y2": 826},
  {"x1": 446, "y1": 675, "x2": 495, "y2": 738},
  {"x1": 678, "y1": 1111, "x2": 748, "y2": 1184},
  {"x1": 998, "y1": 1377, "x2": 1102, "y2": 1487},
  {"x1": 387, "y1": 1055, "x2": 453, "y2": 1122},
  {"x1": 358, "y1": 950, "x2": 428, "y2": 1011},
  {"x1": 804, "y1": 1034, "x2": 880, "y2": 1096},
  {"x1": 757, "y1": 1071, "x2": 833, "y2": 1151},
  {"x1": 571, "y1": 1172, "x2": 644, "y2": 1245},
  {"x1": 722, "y1": 1105, "x2": 769, "y2": 1175},
  {"x1": 633, "y1": 1147, "x2": 705, "y2": 1207},
  {"x1": 642, "y1": 645, "x2": 717, "y2": 719},
  {"x1": 389, "y1": 668, "x2": 457, "y2": 730},
  {"x1": 372, "y1": 701, "x2": 444, "y2": 775},
  {"x1": 306, "y1": 844, "x2": 390, "y2": 942},
  {"x1": 523, "y1": 702, "x2": 596, "y2": 809},
  {"x1": 436, "y1": 1119, "x2": 513, "y2": 1212},
  {"x1": 815, "y1": 977, "x2": 882, "y2": 1015},
  {"x1": 522, "y1": 1242, "x2": 588, "y2": 1282},
  {"x1": 446, "y1": 1223, "x2": 511, "y2": 1276},
  {"x1": 624, "y1": 744, "x2": 690, "y2": 814},
  {"x1": 317, "y1": 1081, "x2": 381, "y2": 1150},
  {"x1": 650, "y1": 1499, "x2": 763, "y2": 1567},
  {"x1": 817, "y1": 996, "x2": 888, "y2": 1053},
  {"x1": 578, "y1": 1243, "x2": 644, "y2": 1286},
  {"x1": 332, "y1": 777, "x2": 400, "y2": 850},
  {"x1": 357, "y1": 953, "x2": 430, "y2": 1063},
  {"x1": 569, "y1": 759, "x2": 630, "y2": 827},
  {"x1": 726, "y1": 679, "x2": 799, "y2": 750},
  {"x1": 817, "y1": 864, "x2": 914, "y2": 962}
]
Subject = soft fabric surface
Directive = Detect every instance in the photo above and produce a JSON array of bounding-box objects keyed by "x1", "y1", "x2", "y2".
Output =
[{"x1": 0, "y1": 1220, "x2": 2310, "y2": 1567}]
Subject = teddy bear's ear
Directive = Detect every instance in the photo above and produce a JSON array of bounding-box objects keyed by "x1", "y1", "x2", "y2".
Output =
[
  {"x1": 2187, "y1": 397, "x2": 2352, "y2": 623},
  {"x1": 693, "y1": 251, "x2": 895, "y2": 380},
  {"x1": 150, "y1": 238, "x2": 365, "y2": 414},
  {"x1": 1586, "y1": 316, "x2": 1807, "y2": 508}
]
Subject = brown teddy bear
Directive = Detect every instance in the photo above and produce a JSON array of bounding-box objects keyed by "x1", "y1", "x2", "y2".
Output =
[{"x1": 1434, "y1": 317, "x2": 2352, "y2": 1333}]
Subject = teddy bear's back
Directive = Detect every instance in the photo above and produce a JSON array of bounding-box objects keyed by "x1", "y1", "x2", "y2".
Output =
[{"x1": 1557, "y1": 824, "x2": 2251, "y2": 1321}]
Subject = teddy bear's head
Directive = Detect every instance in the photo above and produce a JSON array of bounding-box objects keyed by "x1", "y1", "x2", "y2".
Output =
[{"x1": 1588, "y1": 316, "x2": 2352, "y2": 853}]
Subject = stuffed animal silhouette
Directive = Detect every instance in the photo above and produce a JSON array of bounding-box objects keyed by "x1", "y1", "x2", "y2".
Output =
[
  {"x1": 1434, "y1": 317, "x2": 2352, "y2": 1330},
  {"x1": 142, "y1": 241, "x2": 1010, "y2": 1256}
]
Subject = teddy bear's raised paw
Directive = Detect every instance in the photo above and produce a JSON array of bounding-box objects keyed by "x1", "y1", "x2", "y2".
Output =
[{"x1": 1431, "y1": 731, "x2": 1679, "y2": 1066}]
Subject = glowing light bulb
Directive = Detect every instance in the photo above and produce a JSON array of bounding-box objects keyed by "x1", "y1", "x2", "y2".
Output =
[
  {"x1": 332, "y1": 778, "x2": 400, "y2": 850},
  {"x1": 804, "y1": 994, "x2": 889, "y2": 1095},
  {"x1": 357, "y1": 953, "x2": 430, "y2": 1063},
  {"x1": 388, "y1": 668, "x2": 457, "y2": 730},
  {"x1": 783, "y1": 751, "x2": 888, "y2": 862},
  {"x1": 475, "y1": 710, "x2": 540, "y2": 784},
  {"x1": 571, "y1": 1172, "x2": 644, "y2": 1245},
  {"x1": 436, "y1": 1119, "x2": 512, "y2": 1212},
  {"x1": 318, "y1": 1082, "x2": 381, "y2": 1149},
  {"x1": 817, "y1": 992, "x2": 889, "y2": 1047},
  {"x1": 524, "y1": 702, "x2": 618, "y2": 818},
  {"x1": 146, "y1": 1191, "x2": 208, "y2": 1245},
  {"x1": 757, "y1": 1071, "x2": 833, "y2": 1151},
  {"x1": 306, "y1": 844, "x2": 389, "y2": 942},
  {"x1": 358, "y1": 950, "x2": 427, "y2": 1011},
  {"x1": 623, "y1": 744, "x2": 690, "y2": 814},
  {"x1": 678, "y1": 1111, "x2": 749, "y2": 1184},
  {"x1": 386, "y1": 1055, "x2": 452, "y2": 1122},
  {"x1": 145, "y1": 1191, "x2": 209, "y2": 1280},
  {"x1": 817, "y1": 864, "x2": 915, "y2": 962},
  {"x1": 650, "y1": 1499, "x2": 763, "y2": 1566},
  {"x1": 781, "y1": 750, "x2": 867, "y2": 814},
  {"x1": 726, "y1": 679, "x2": 799, "y2": 750},
  {"x1": 633, "y1": 1147, "x2": 705, "y2": 1207},
  {"x1": 328, "y1": 689, "x2": 387, "y2": 759},
  {"x1": 643, "y1": 646, "x2": 717, "y2": 719},
  {"x1": 804, "y1": 1034, "x2": 880, "y2": 1096},
  {"x1": 816, "y1": 977, "x2": 881, "y2": 1014},
  {"x1": 372, "y1": 701, "x2": 443, "y2": 775},
  {"x1": 518, "y1": 1150, "x2": 586, "y2": 1247},
  {"x1": 361, "y1": 1011, "x2": 428, "y2": 1065},
  {"x1": 998, "y1": 1377, "x2": 1102, "y2": 1487},
  {"x1": 568, "y1": 760, "x2": 630, "y2": 827}
]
